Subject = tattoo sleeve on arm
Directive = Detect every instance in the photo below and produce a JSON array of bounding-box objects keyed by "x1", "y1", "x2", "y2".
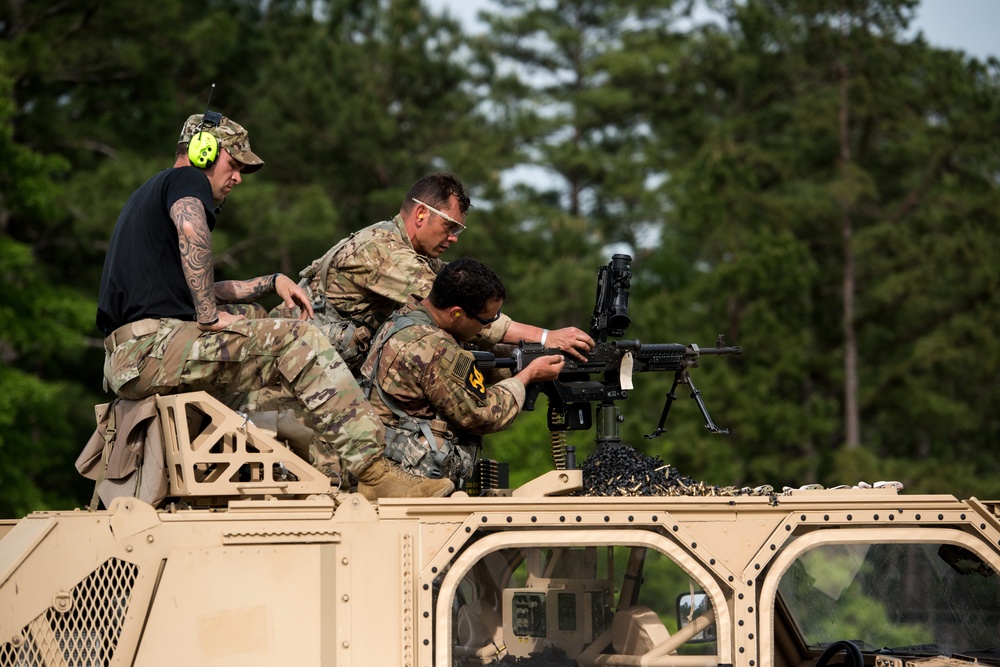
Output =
[
  {"x1": 171, "y1": 197, "x2": 218, "y2": 323},
  {"x1": 214, "y1": 275, "x2": 273, "y2": 303}
]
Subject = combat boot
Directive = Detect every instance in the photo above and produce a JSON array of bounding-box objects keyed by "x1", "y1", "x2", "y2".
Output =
[{"x1": 356, "y1": 457, "x2": 454, "y2": 500}]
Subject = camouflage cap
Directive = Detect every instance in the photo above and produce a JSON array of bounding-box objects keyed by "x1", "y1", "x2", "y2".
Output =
[{"x1": 178, "y1": 114, "x2": 264, "y2": 174}]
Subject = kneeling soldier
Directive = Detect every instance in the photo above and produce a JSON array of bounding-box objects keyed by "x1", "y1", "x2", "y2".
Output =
[{"x1": 358, "y1": 258, "x2": 564, "y2": 497}]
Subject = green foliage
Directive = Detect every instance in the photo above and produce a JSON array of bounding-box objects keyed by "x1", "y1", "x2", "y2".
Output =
[
  {"x1": 243, "y1": 0, "x2": 505, "y2": 275},
  {"x1": 0, "y1": 62, "x2": 102, "y2": 515},
  {"x1": 0, "y1": 366, "x2": 96, "y2": 517},
  {"x1": 473, "y1": 0, "x2": 685, "y2": 247},
  {"x1": 3, "y1": 0, "x2": 1000, "y2": 514},
  {"x1": 0, "y1": 235, "x2": 100, "y2": 516},
  {"x1": 782, "y1": 553, "x2": 929, "y2": 646},
  {"x1": 605, "y1": 0, "x2": 1000, "y2": 495}
]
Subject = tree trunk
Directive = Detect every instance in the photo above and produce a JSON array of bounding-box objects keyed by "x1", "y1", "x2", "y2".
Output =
[{"x1": 838, "y1": 61, "x2": 861, "y2": 449}]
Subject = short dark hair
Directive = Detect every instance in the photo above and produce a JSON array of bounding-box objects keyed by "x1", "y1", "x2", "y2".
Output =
[
  {"x1": 176, "y1": 142, "x2": 189, "y2": 161},
  {"x1": 429, "y1": 257, "x2": 506, "y2": 316},
  {"x1": 404, "y1": 173, "x2": 471, "y2": 215}
]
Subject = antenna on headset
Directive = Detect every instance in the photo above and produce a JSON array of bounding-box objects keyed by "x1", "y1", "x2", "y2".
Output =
[
  {"x1": 188, "y1": 83, "x2": 224, "y2": 169},
  {"x1": 197, "y1": 83, "x2": 221, "y2": 134}
]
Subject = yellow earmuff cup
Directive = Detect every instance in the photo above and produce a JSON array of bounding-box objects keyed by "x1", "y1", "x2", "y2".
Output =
[{"x1": 188, "y1": 130, "x2": 219, "y2": 169}]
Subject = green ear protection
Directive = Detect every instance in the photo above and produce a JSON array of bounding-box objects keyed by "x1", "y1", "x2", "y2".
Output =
[
  {"x1": 188, "y1": 109, "x2": 224, "y2": 169},
  {"x1": 188, "y1": 126, "x2": 219, "y2": 169}
]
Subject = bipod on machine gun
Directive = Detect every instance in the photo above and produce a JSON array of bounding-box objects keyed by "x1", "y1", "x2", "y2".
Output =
[{"x1": 476, "y1": 253, "x2": 742, "y2": 470}]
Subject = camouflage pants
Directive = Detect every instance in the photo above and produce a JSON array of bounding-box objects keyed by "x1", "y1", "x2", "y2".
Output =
[
  {"x1": 104, "y1": 306, "x2": 384, "y2": 477},
  {"x1": 269, "y1": 297, "x2": 370, "y2": 375},
  {"x1": 236, "y1": 386, "x2": 345, "y2": 483}
]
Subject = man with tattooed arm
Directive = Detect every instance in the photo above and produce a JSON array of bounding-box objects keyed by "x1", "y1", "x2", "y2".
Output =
[{"x1": 95, "y1": 113, "x2": 453, "y2": 499}]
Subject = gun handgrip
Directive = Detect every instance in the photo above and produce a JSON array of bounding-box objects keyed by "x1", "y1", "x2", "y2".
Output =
[{"x1": 523, "y1": 384, "x2": 541, "y2": 411}]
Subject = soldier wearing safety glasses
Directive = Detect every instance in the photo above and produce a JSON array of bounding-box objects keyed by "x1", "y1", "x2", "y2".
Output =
[{"x1": 272, "y1": 173, "x2": 594, "y2": 374}]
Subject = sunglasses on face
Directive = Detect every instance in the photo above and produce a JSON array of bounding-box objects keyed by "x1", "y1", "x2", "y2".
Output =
[
  {"x1": 467, "y1": 309, "x2": 502, "y2": 326},
  {"x1": 412, "y1": 197, "x2": 466, "y2": 237}
]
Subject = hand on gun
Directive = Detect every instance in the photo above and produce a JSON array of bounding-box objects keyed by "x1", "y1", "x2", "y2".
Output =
[
  {"x1": 543, "y1": 327, "x2": 595, "y2": 361},
  {"x1": 517, "y1": 354, "x2": 565, "y2": 385}
]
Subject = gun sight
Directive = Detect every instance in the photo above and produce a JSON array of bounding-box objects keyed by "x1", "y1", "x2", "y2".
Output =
[{"x1": 590, "y1": 253, "x2": 632, "y2": 342}]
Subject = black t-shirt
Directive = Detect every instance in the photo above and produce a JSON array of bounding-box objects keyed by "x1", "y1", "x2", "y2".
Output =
[{"x1": 96, "y1": 167, "x2": 216, "y2": 335}]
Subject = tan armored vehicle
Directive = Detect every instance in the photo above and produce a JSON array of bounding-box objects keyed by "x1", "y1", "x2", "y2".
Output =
[{"x1": 2, "y1": 256, "x2": 998, "y2": 666}]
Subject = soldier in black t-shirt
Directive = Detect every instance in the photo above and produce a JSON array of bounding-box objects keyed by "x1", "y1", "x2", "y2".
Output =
[{"x1": 94, "y1": 113, "x2": 454, "y2": 500}]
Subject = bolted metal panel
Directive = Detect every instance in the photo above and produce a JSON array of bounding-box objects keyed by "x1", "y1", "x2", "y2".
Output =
[{"x1": 0, "y1": 557, "x2": 138, "y2": 667}]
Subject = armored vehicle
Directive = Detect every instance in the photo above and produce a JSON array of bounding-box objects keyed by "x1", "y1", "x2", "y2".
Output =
[{"x1": 2, "y1": 256, "x2": 999, "y2": 666}]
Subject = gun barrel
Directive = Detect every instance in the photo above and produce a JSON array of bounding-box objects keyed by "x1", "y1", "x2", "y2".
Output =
[
  {"x1": 612, "y1": 340, "x2": 687, "y2": 353},
  {"x1": 474, "y1": 342, "x2": 741, "y2": 375},
  {"x1": 698, "y1": 346, "x2": 743, "y2": 356}
]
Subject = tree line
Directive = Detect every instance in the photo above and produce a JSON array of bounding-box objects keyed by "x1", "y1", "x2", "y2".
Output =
[{"x1": 2, "y1": 0, "x2": 999, "y2": 516}]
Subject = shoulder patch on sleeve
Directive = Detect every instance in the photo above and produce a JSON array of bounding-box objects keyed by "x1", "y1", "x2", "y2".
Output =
[{"x1": 448, "y1": 349, "x2": 487, "y2": 399}]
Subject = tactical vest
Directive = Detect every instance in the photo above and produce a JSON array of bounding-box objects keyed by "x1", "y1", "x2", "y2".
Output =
[
  {"x1": 294, "y1": 225, "x2": 391, "y2": 371},
  {"x1": 363, "y1": 310, "x2": 479, "y2": 486}
]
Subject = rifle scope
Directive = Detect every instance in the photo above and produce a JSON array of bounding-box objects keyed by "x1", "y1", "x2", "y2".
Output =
[{"x1": 591, "y1": 253, "x2": 632, "y2": 341}]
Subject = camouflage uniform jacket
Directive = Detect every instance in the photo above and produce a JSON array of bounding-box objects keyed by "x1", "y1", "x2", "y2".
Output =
[
  {"x1": 310, "y1": 215, "x2": 511, "y2": 347},
  {"x1": 360, "y1": 303, "x2": 526, "y2": 437}
]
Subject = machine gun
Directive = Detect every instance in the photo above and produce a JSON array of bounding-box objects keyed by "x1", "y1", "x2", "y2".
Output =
[{"x1": 474, "y1": 254, "x2": 742, "y2": 466}]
